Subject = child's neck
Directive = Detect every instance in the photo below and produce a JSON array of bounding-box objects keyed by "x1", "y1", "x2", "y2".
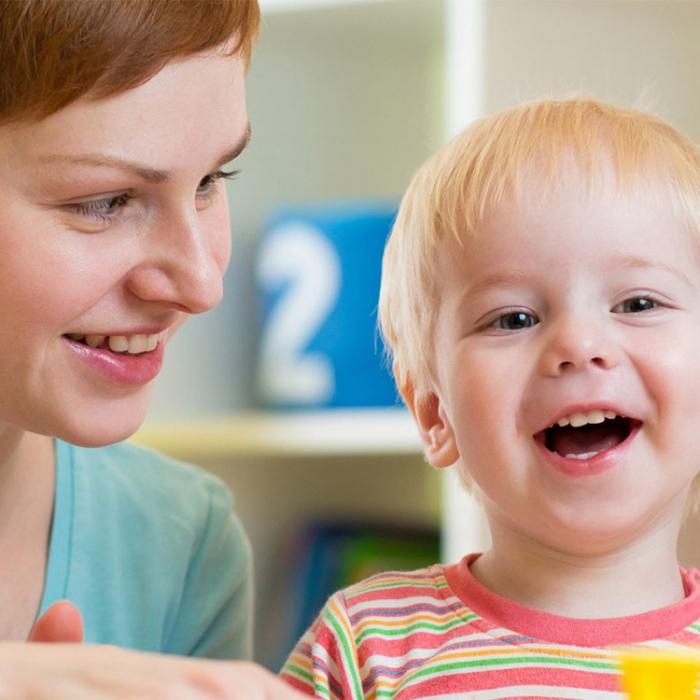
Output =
[{"x1": 471, "y1": 514, "x2": 686, "y2": 619}]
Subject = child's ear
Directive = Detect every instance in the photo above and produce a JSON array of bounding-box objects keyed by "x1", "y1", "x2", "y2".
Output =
[{"x1": 400, "y1": 375, "x2": 459, "y2": 468}]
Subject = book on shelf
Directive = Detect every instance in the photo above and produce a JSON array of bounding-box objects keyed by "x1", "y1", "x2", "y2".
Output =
[{"x1": 264, "y1": 520, "x2": 440, "y2": 670}]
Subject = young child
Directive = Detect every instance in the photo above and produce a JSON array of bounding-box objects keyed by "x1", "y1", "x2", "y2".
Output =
[{"x1": 280, "y1": 98, "x2": 700, "y2": 698}]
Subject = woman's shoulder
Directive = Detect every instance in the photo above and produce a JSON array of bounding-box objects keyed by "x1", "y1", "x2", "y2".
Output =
[
  {"x1": 57, "y1": 438, "x2": 236, "y2": 530},
  {"x1": 50, "y1": 440, "x2": 251, "y2": 653}
]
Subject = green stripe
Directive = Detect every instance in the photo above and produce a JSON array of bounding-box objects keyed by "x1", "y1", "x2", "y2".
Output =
[
  {"x1": 378, "y1": 655, "x2": 616, "y2": 697},
  {"x1": 283, "y1": 663, "x2": 313, "y2": 684},
  {"x1": 357, "y1": 617, "x2": 472, "y2": 644},
  {"x1": 325, "y1": 607, "x2": 364, "y2": 699},
  {"x1": 313, "y1": 682, "x2": 331, "y2": 699}
]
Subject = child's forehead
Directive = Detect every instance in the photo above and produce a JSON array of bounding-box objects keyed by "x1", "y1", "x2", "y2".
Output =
[
  {"x1": 437, "y1": 163, "x2": 695, "y2": 279},
  {"x1": 453, "y1": 154, "x2": 683, "y2": 244}
]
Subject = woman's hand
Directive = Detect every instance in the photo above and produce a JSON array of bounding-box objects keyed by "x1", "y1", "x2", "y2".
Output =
[
  {"x1": 28, "y1": 600, "x2": 85, "y2": 643},
  {"x1": 0, "y1": 644, "x2": 307, "y2": 699},
  {"x1": 17, "y1": 603, "x2": 306, "y2": 698}
]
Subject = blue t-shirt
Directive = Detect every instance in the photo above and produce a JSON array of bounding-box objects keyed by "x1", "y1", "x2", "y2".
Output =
[{"x1": 38, "y1": 439, "x2": 252, "y2": 659}]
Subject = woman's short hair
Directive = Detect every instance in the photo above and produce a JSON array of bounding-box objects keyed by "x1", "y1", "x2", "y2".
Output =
[{"x1": 0, "y1": 0, "x2": 260, "y2": 125}]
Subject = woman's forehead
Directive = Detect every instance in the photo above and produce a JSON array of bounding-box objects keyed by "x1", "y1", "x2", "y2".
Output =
[{"x1": 0, "y1": 52, "x2": 248, "y2": 177}]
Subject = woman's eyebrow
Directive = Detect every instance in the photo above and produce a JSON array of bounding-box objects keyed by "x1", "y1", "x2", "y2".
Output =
[
  {"x1": 211, "y1": 123, "x2": 252, "y2": 169},
  {"x1": 40, "y1": 123, "x2": 252, "y2": 184}
]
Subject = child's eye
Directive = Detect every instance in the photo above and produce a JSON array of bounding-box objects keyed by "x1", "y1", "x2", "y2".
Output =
[
  {"x1": 196, "y1": 168, "x2": 241, "y2": 201},
  {"x1": 488, "y1": 310, "x2": 539, "y2": 331},
  {"x1": 612, "y1": 296, "x2": 658, "y2": 314}
]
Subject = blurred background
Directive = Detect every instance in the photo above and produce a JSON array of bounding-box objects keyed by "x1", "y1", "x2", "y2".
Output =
[{"x1": 132, "y1": 0, "x2": 700, "y2": 668}]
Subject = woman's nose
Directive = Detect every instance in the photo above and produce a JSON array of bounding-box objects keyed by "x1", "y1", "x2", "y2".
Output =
[
  {"x1": 539, "y1": 312, "x2": 620, "y2": 377},
  {"x1": 125, "y1": 208, "x2": 230, "y2": 314}
]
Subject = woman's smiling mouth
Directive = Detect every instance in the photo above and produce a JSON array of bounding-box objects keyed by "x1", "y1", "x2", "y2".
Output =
[
  {"x1": 65, "y1": 332, "x2": 162, "y2": 355},
  {"x1": 63, "y1": 333, "x2": 165, "y2": 385}
]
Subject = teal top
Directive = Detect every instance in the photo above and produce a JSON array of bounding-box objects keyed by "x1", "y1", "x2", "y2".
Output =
[{"x1": 38, "y1": 439, "x2": 253, "y2": 659}]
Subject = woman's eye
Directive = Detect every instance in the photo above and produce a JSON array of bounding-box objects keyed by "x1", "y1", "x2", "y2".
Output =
[
  {"x1": 489, "y1": 311, "x2": 538, "y2": 331},
  {"x1": 196, "y1": 168, "x2": 241, "y2": 200},
  {"x1": 69, "y1": 193, "x2": 131, "y2": 223},
  {"x1": 613, "y1": 296, "x2": 657, "y2": 313}
]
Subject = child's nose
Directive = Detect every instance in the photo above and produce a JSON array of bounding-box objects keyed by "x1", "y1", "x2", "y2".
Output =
[
  {"x1": 539, "y1": 314, "x2": 620, "y2": 377},
  {"x1": 124, "y1": 208, "x2": 229, "y2": 314}
]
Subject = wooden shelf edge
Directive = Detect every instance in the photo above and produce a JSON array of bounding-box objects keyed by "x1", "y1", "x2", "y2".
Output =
[{"x1": 130, "y1": 408, "x2": 423, "y2": 460}]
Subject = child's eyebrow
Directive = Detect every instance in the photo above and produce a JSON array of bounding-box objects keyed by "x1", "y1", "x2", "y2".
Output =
[
  {"x1": 462, "y1": 270, "x2": 531, "y2": 299},
  {"x1": 616, "y1": 255, "x2": 693, "y2": 288},
  {"x1": 460, "y1": 257, "x2": 693, "y2": 303}
]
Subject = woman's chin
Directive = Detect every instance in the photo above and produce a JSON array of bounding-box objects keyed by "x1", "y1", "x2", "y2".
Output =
[{"x1": 51, "y1": 400, "x2": 151, "y2": 448}]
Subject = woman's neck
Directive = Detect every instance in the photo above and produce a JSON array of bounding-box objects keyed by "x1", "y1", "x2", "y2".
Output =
[
  {"x1": 0, "y1": 426, "x2": 55, "y2": 640},
  {"x1": 0, "y1": 427, "x2": 53, "y2": 519},
  {"x1": 471, "y1": 511, "x2": 686, "y2": 619}
]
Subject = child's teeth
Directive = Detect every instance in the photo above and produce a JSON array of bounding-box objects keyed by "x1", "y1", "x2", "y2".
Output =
[
  {"x1": 85, "y1": 334, "x2": 105, "y2": 348},
  {"x1": 565, "y1": 451, "x2": 599, "y2": 460},
  {"x1": 569, "y1": 413, "x2": 588, "y2": 428},
  {"x1": 556, "y1": 409, "x2": 620, "y2": 428},
  {"x1": 586, "y1": 409, "x2": 605, "y2": 424}
]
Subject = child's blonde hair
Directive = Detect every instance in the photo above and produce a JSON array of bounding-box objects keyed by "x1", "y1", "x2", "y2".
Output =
[
  {"x1": 380, "y1": 97, "x2": 700, "y2": 393},
  {"x1": 378, "y1": 97, "x2": 700, "y2": 505}
]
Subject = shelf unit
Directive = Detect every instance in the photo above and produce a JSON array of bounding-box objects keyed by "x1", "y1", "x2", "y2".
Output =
[{"x1": 132, "y1": 408, "x2": 421, "y2": 459}]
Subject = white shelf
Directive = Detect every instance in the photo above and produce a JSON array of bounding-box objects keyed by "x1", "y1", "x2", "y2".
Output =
[
  {"x1": 260, "y1": 0, "x2": 373, "y2": 12},
  {"x1": 131, "y1": 408, "x2": 422, "y2": 459}
]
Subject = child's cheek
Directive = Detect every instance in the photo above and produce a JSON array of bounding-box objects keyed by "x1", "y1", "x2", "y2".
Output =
[{"x1": 632, "y1": 328, "x2": 700, "y2": 449}]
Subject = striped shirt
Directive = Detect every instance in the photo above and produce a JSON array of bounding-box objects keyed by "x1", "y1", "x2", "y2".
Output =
[{"x1": 280, "y1": 554, "x2": 700, "y2": 699}]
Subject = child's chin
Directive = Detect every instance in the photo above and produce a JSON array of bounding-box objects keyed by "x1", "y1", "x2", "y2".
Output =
[{"x1": 543, "y1": 511, "x2": 653, "y2": 555}]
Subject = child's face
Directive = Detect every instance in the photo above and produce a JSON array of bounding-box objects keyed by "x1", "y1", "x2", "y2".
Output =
[
  {"x1": 425, "y1": 164, "x2": 700, "y2": 554},
  {"x1": 0, "y1": 49, "x2": 248, "y2": 446}
]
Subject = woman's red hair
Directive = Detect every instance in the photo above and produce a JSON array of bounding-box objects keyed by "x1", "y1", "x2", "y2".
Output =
[{"x1": 0, "y1": 0, "x2": 260, "y2": 124}]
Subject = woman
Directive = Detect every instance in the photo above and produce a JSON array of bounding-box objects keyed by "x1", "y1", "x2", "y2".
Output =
[{"x1": 0, "y1": 1, "x2": 302, "y2": 697}]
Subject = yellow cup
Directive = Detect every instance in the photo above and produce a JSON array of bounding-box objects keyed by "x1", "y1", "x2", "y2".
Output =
[{"x1": 618, "y1": 649, "x2": 700, "y2": 700}]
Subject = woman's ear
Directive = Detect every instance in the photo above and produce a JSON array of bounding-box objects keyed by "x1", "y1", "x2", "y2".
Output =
[{"x1": 400, "y1": 375, "x2": 459, "y2": 468}]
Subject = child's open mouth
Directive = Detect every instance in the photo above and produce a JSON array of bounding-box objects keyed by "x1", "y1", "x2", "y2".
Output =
[{"x1": 535, "y1": 411, "x2": 642, "y2": 461}]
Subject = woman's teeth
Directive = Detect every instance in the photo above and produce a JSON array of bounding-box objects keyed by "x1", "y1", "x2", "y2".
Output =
[{"x1": 67, "y1": 333, "x2": 161, "y2": 354}]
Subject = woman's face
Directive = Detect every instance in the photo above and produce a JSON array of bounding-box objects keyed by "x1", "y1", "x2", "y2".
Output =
[{"x1": 0, "y1": 49, "x2": 248, "y2": 446}]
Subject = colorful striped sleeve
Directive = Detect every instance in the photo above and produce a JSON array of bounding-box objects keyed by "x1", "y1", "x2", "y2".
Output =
[{"x1": 281, "y1": 591, "x2": 364, "y2": 699}]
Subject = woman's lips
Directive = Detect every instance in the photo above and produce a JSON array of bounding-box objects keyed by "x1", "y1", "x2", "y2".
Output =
[{"x1": 63, "y1": 335, "x2": 164, "y2": 386}]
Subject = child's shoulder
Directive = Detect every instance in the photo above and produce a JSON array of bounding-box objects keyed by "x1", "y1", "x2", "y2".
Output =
[{"x1": 334, "y1": 564, "x2": 450, "y2": 611}]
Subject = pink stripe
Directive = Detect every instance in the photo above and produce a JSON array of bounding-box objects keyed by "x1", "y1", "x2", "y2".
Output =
[
  {"x1": 444, "y1": 555, "x2": 700, "y2": 646},
  {"x1": 396, "y1": 667, "x2": 621, "y2": 698}
]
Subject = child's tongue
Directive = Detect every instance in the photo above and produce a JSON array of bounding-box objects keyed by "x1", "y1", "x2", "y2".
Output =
[{"x1": 551, "y1": 424, "x2": 623, "y2": 457}]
